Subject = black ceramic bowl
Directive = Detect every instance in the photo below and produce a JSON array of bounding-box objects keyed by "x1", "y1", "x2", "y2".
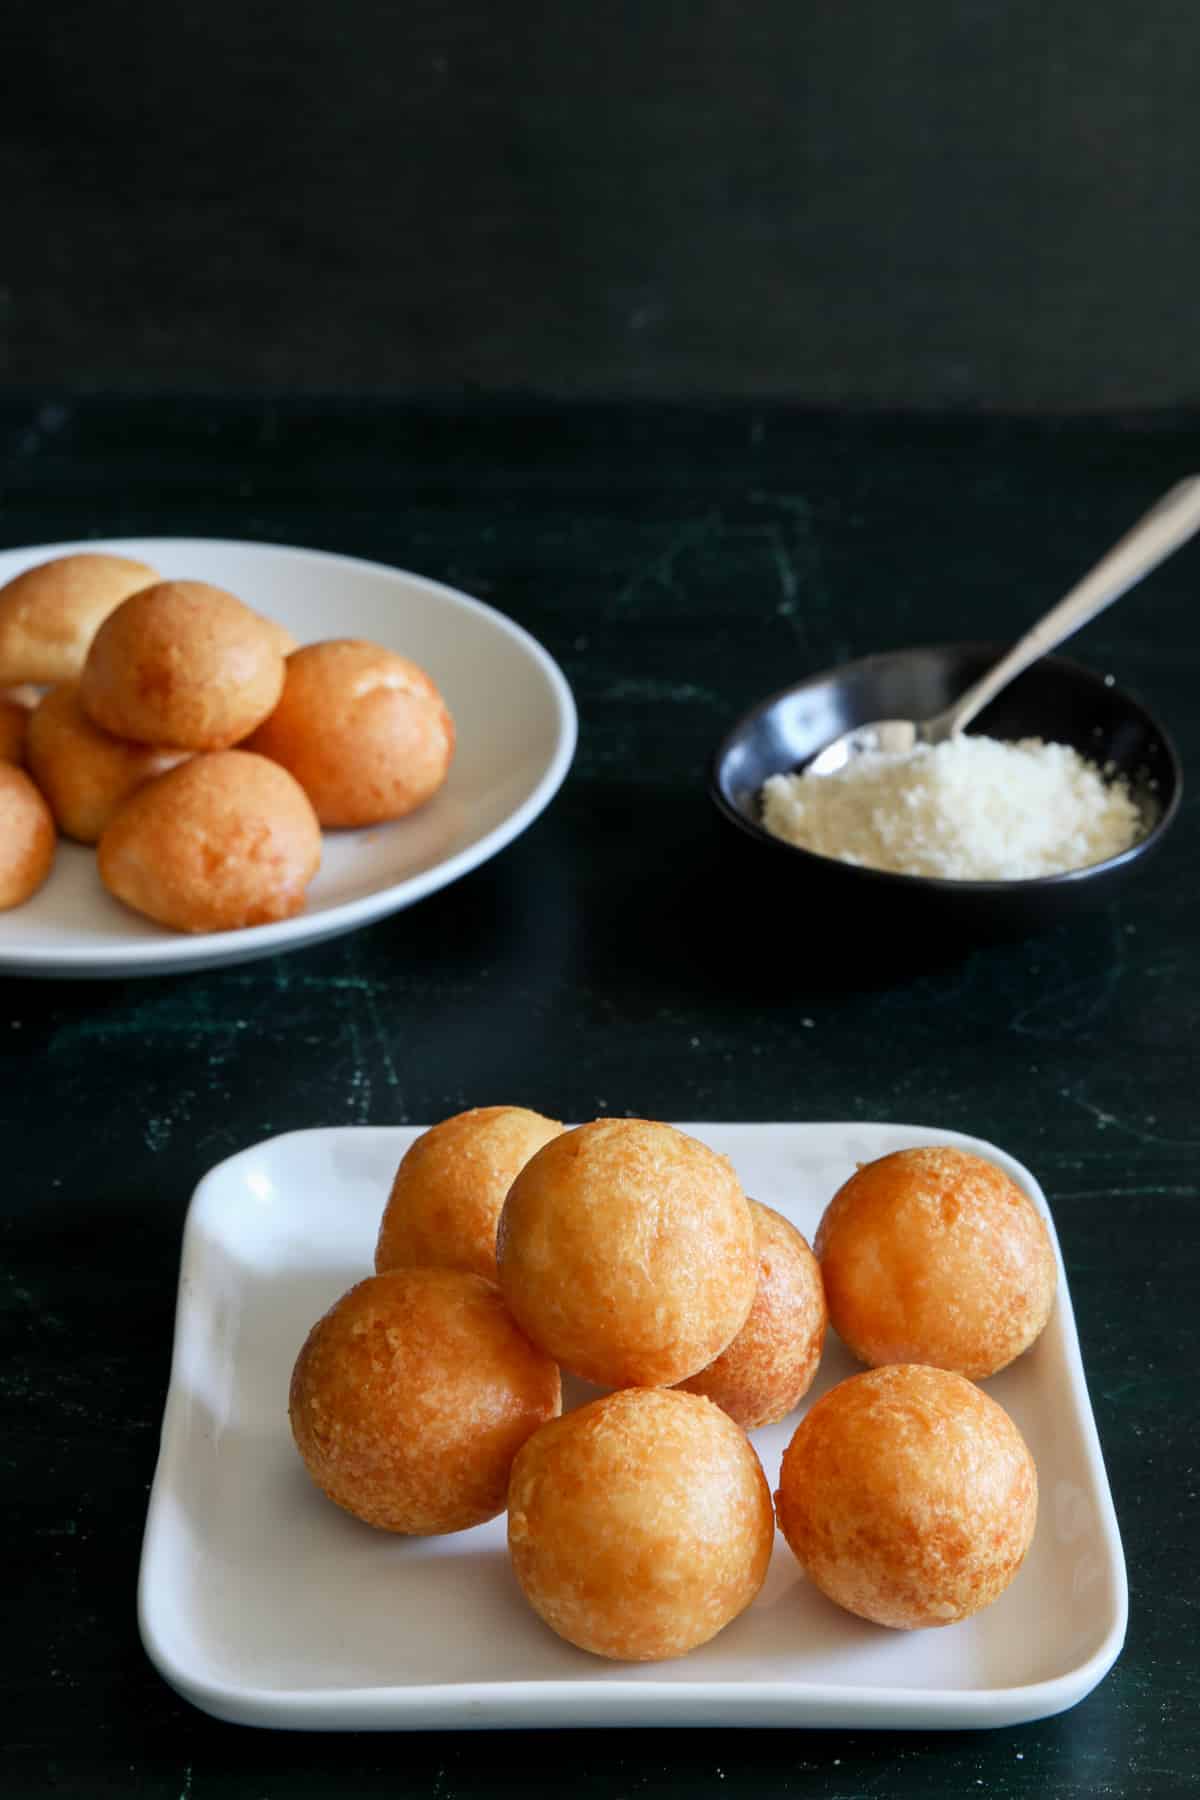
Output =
[{"x1": 710, "y1": 644, "x2": 1181, "y2": 937}]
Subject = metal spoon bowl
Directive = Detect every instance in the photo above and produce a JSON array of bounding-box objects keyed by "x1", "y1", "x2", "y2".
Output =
[{"x1": 806, "y1": 478, "x2": 1200, "y2": 776}]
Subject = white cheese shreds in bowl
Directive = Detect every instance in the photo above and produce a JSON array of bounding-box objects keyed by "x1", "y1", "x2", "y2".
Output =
[
  {"x1": 760, "y1": 735, "x2": 1144, "y2": 882},
  {"x1": 709, "y1": 644, "x2": 1181, "y2": 937}
]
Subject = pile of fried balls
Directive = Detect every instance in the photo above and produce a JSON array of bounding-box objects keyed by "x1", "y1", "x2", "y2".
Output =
[
  {"x1": 0, "y1": 552, "x2": 453, "y2": 929},
  {"x1": 288, "y1": 1111, "x2": 1057, "y2": 1661}
]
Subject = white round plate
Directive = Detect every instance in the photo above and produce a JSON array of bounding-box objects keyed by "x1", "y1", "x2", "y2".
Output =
[{"x1": 0, "y1": 537, "x2": 576, "y2": 979}]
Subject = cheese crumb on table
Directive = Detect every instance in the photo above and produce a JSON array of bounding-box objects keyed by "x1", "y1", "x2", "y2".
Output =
[{"x1": 760, "y1": 735, "x2": 1145, "y2": 880}]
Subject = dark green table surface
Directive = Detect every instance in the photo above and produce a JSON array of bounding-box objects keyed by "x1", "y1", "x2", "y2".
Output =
[{"x1": 3, "y1": 398, "x2": 1197, "y2": 1799}]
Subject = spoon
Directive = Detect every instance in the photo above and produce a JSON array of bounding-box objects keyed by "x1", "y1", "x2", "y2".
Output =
[{"x1": 806, "y1": 476, "x2": 1200, "y2": 776}]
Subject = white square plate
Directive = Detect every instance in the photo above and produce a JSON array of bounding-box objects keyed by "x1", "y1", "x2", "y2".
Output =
[
  {"x1": 0, "y1": 538, "x2": 576, "y2": 978},
  {"x1": 138, "y1": 1123, "x2": 1126, "y2": 1730}
]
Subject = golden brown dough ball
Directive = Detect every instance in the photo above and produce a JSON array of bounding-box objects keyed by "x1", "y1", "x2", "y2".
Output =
[
  {"x1": 260, "y1": 616, "x2": 299, "y2": 657},
  {"x1": 775, "y1": 1364, "x2": 1038, "y2": 1629},
  {"x1": 243, "y1": 638, "x2": 454, "y2": 827},
  {"x1": 0, "y1": 553, "x2": 158, "y2": 686},
  {"x1": 0, "y1": 697, "x2": 27, "y2": 763},
  {"x1": 508, "y1": 1387, "x2": 774, "y2": 1661},
  {"x1": 376, "y1": 1105, "x2": 564, "y2": 1284},
  {"x1": 815, "y1": 1146, "x2": 1056, "y2": 1379},
  {"x1": 290, "y1": 1267, "x2": 561, "y2": 1535},
  {"x1": 79, "y1": 580, "x2": 285, "y2": 749},
  {"x1": 0, "y1": 763, "x2": 56, "y2": 909},
  {"x1": 3, "y1": 684, "x2": 45, "y2": 711},
  {"x1": 677, "y1": 1200, "x2": 827, "y2": 1429},
  {"x1": 27, "y1": 682, "x2": 189, "y2": 844},
  {"x1": 97, "y1": 749, "x2": 321, "y2": 933},
  {"x1": 497, "y1": 1118, "x2": 757, "y2": 1389}
]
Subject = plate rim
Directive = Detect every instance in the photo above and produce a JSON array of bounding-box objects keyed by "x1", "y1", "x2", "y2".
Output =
[
  {"x1": 0, "y1": 535, "x2": 577, "y2": 977},
  {"x1": 137, "y1": 1121, "x2": 1129, "y2": 1732}
]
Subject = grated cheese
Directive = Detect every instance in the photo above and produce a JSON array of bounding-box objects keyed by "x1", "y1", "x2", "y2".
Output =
[{"x1": 760, "y1": 735, "x2": 1145, "y2": 881}]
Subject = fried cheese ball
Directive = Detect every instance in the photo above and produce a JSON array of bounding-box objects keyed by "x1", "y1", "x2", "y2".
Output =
[
  {"x1": 243, "y1": 639, "x2": 455, "y2": 827},
  {"x1": 0, "y1": 763, "x2": 56, "y2": 909},
  {"x1": 816, "y1": 1146, "x2": 1057, "y2": 1379},
  {"x1": 677, "y1": 1200, "x2": 827, "y2": 1429},
  {"x1": 290, "y1": 1267, "x2": 561, "y2": 1535},
  {"x1": 775, "y1": 1364, "x2": 1038, "y2": 1629},
  {"x1": 0, "y1": 696, "x2": 27, "y2": 763},
  {"x1": 497, "y1": 1118, "x2": 757, "y2": 1388},
  {"x1": 0, "y1": 552, "x2": 158, "y2": 686},
  {"x1": 97, "y1": 750, "x2": 321, "y2": 933},
  {"x1": 260, "y1": 617, "x2": 299, "y2": 658},
  {"x1": 507, "y1": 1388, "x2": 774, "y2": 1660},
  {"x1": 80, "y1": 580, "x2": 286, "y2": 749},
  {"x1": 3, "y1": 684, "x2": 45, "y2": 711},
  {"x1": 27, "y1": 682, "x2": 189, "y2": 843},
  {"x1": 376, "y1": 1105, "x2": 564, "y2": 1284}
]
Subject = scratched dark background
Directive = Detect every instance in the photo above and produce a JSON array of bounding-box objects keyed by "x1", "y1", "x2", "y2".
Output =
[
  {"x1": 3, "y1": 400, "x2": 1198, "y2": 1797},
  {"x1": 3, "y1": 1, "x2": 1200, "y2": 1796},
  {"x1": 2, "y1": 0, "x2": 1199, "y2": 407}
]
